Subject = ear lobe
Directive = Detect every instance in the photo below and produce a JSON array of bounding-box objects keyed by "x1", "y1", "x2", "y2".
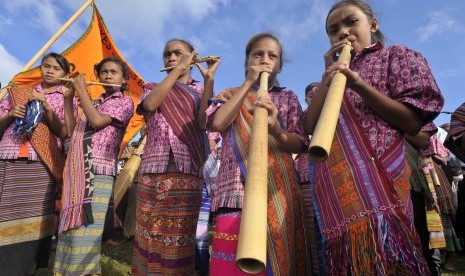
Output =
[{"x1": 371, "y1": 18, "x2": 379, "y2": 33}]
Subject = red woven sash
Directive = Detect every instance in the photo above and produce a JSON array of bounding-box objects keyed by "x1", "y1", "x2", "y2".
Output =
[{"x1": 8, "y1": 86, "x2": 65, "y2": 182}]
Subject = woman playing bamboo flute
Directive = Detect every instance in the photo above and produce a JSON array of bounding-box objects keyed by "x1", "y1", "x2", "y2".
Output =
[
  {"x1": 0, "y1": 53, "x2": 77, "y2": 276},
  {"x1": 304, "y1": 0, "x2": 444, "y2": 274},
  {"x1": 206, "y1": 32, "x2": 310, "y2": 275},
  {"x1": 54, "y1": 57, "x2": 134, "y2": 275},
  {"x1": 132, "y1": 39, "x2": 220, "y2": 276}
]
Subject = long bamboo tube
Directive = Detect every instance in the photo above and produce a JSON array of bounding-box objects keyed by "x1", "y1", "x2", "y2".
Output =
[
  {"x1": 113, "y1": 136, "x2": 146, "y2": 209},
  {"x1": 236, "y1": 72, "x2": 269, "y2": 274},
  {"x1": 308, "y1": 43, "x2": 351, "y2": 161},
  {"x1": 22, "y1": 0, "x2": 94, "y2": 71}
]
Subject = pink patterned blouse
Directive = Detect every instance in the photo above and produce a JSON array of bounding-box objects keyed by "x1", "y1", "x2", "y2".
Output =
[
  {"x1": 91, "y1": 91, "x2": 134, "y2": 176},
  {"x1": 0, "y1": 84, "x2": 78, "y2": 160},
  {"x1": 136, "y1": 79, "x2": 205, "y2": 176},
  {"x1": 206, "y1": 87, "x2": 308, "y2": 212},
  {"x1": 309, "y1": 43, "x2": 444, "y2": 157}
]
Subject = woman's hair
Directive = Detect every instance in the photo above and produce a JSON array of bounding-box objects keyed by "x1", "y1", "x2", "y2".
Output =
[
  {"x1": 41, "y1": 52, "x2": 74, "y2": 75},
  {"x1": 326, "y1": 0, "x2": 385, "y2": 45},
  {"x1": 94, "y1": 57, "x2": 131, "y2": 80},
  {"x1": 245, "y1": 32, "x2": 283, "y2": 70},
  {"x1": 164, "y1": 39, "x2": 195, "y2": 53},
  {"x1": 305, "y1": 82, "x2": 320, "y2": 97}
]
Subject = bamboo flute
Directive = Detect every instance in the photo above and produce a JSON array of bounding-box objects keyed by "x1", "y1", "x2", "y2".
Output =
[
  {"x1": 235, "y1": 72, "x2": 269, "y2": 274},
  {"x1": 56, "y1": 77, "x2": 121, "y2": 88},
  {"x1": 308, "y1": 43, "x2": 351, "y2": 161},
  {"x1": 159, "y1": 56, "x2": 220, "y2": 72}
]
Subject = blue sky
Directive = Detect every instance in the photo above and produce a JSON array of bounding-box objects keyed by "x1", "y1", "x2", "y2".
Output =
[{"x1": 0, "y1": 0, "x2": 463, "y2": 128}]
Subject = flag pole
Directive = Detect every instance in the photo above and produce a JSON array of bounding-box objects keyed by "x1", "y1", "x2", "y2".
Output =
[{"x1": 22, "y1": 0, "x2": 94, "y2": 71}]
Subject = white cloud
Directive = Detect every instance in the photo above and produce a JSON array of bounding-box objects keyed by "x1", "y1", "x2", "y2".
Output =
[
  {"x1": 0, "y1": 15, "x2": 13, "y2": 31},
  {"x1": 416, "y1": 9, "x2": 458, "y2": 42},
  {"x1": 0, "y1": 44, "x2": 24, "y2": 86},
  {"x1": 4, "y1": 0, "x2": 63, "y2": 35}
]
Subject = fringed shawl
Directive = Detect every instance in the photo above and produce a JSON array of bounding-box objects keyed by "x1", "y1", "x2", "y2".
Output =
[
  {"x1": 8, "y1": 86, "x2": 65, "y2": 183},
  {"x1": 311, "y1": 96, "x2": 429, "y2": 275},
  {"x1": 217, "y1": 88, "x2": 310, "y2": 276},
  {"x1": 59, "y1": 108, "x2": 95, "y2": 233}
]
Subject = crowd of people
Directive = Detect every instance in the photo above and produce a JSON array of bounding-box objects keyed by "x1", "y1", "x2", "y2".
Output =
[{"x1": 0, "y1": 0, "x2": 464, "y2": 275}]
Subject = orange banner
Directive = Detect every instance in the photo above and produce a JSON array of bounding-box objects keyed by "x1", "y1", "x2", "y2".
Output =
[{"x1": 10, "y1": 4, "x2": 145, "y2": 154}]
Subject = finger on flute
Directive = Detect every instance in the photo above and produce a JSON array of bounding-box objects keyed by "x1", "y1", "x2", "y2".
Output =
[
  {"x1": 159, "y1": 55, "x2": 220, "y2": 72},
  {"x1": 56, "y1": 77, "x2": 121, "y2": 87}
]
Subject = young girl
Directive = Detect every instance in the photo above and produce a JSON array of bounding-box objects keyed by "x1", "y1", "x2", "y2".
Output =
[
  {"x1": 305, "y1": 0, "x2": 444, "y2": 274},
  {"x1": 206, "y1": 33, "x2": 310, "y2": 275},
  {"x1": 0, "y1": 53, "x2": 76, "y2": 275},
  {"x1": 54, "y1": 57, "x2": 134, "y2": 275},
  {"x1": 132, "y1": 39, "x2": 220, "y2": 275}
]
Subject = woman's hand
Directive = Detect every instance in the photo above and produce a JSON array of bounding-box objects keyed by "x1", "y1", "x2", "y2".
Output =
[
  {"x1": 175, "y1": 51, "x2": 198, "y2": 74},
  {"x1": 10, "y1": 104, "x2": 26, "y2": 119},
  {"x1": 322, "y1": 61, "x2": 360, "y2": 89},
  {"x1": 62, "y1": 82, "x2": 75, "y2": 99},
  {"x1": 29, "y1": 89, "x2": 47, "y2": 103},
  {"x1": 255, "y1": 95, "x2": 280, "y2": 135},
  {"x1": 245, "y1": 64, "x2": 272, "y2": 85},
  {"x1": 196, "y1": 56, "x2": 221, "y2": 81},
  {"x1": 71, "y1": 74, "x2": 89, "y2": 96}
]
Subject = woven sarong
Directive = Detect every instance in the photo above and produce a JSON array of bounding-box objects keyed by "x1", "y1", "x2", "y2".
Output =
[
  {"x1": 53, "y1": 174, "x2": 114, "y2": 276},
  {"x1": 311, "y1": 97, "x2": 429, "y2": 275},
  {"x1": 210, "y1": 88, "x2": 310, "y2": 275},
  {"x1": 132, "y1": 173, "x2": 203, "y2": 276},
  {"x1": 0, "y1": 160, "x2": 55, "y2": 275}
]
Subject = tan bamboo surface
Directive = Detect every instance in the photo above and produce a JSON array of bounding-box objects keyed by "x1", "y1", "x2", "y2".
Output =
[
  {"x1": 236, "y1": 72, "x2": 269, "y2": 274},
  {"x1": 113, "y1": 135, "x2": 146, "y2": 208},
  {"x1": 56, "y1": 77, "x2": 122, "y2": 88},
  {"x1": 308, "y1": 43, "x2": 351, "y2": 161},
  {"x1": 159, "y1": 55, "x2": 220, "y2": 72}
]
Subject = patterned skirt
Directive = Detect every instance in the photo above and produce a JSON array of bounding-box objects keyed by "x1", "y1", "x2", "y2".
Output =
[
  {"x1": 210, "y1": 211, "x2": 267, "y2": 276},
  {"x1": 53, "y1": 174, "x2": 114, "y2": 275},
  {"x1": 132, "y1": 173, "x2": 203, "y2": 276},
  {"x1": 0, "y1": 159, "x2": 55, "y2": 276}
]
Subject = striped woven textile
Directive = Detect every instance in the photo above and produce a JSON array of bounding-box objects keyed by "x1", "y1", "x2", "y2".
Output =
[
  {"x1": 299, "y1": 180, "x2": 322, "y2": 276},
  {"x1": 210, "y1": 211, "x2": 267, "y2": 276},
  {"x1": 0, "y1": 160, "x2": 56, "y2": 275},
  {"x1": 132, "y1": 173, "x2": 203, "y2": 276},
  {"x1": 432, "y1": 162, "x2": 462, "y2": 252},
  {"x1": 433, "y1": 162, "x2": 456, "y2": 216},
  {"x1": 146, "y1": 82, "x2": 210, "y2": 172},
  {"x1": 59, "y1": 108, "x2": 89, "y2": 233},
  {"x1": 209, "y1": 89, "x2": 310, "y2": 275},
  {"x1": 195, "y1": 184, "x2": 212, "y2": 275},
  {"x1": 53, "y1": 174, "x2": 114, "y2": 276},
  {"x1": 7, "y1": 86, "x2": 65, "y2": 182},
  {"x1": 311, "y1": 98, "x2": 428, "y2": 275}
]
